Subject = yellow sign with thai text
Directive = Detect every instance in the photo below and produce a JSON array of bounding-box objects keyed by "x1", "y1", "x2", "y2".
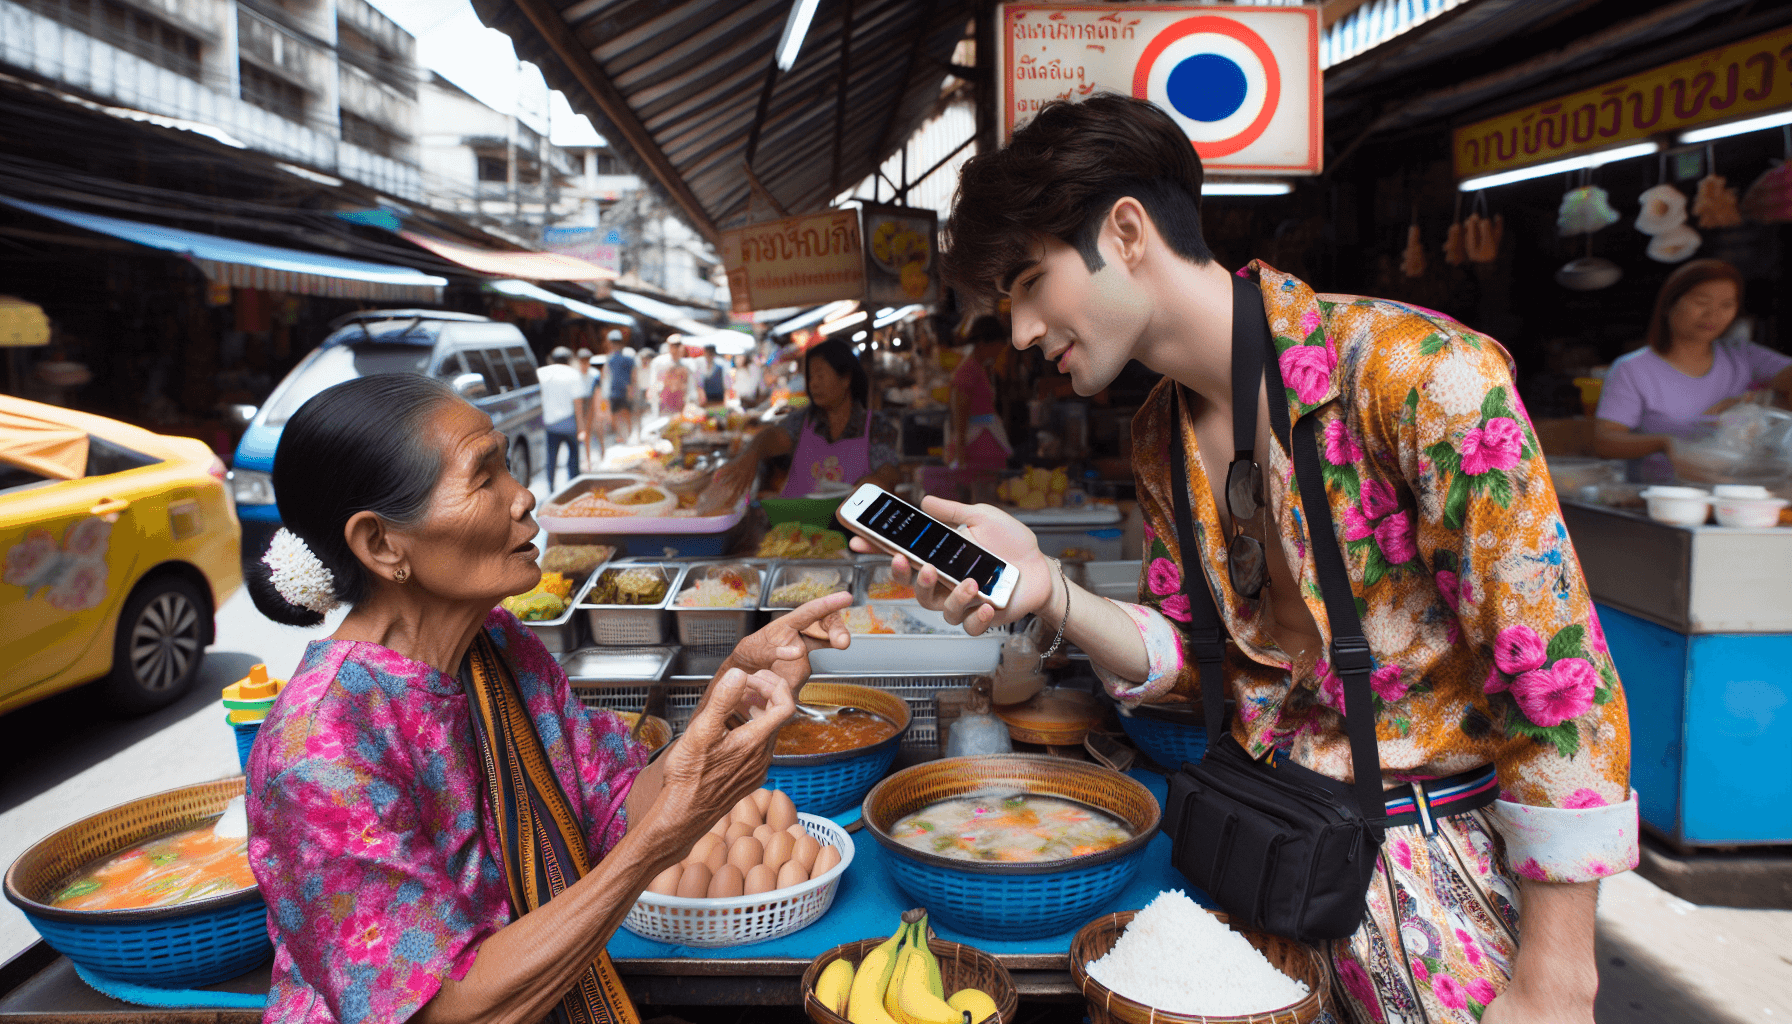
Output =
[
  {"x1": 1453, "y1": 25, "x2": 1792, "y2": 180},
  {"x1": 720, "y1": 211, "x2": 863, "y2": 313}
]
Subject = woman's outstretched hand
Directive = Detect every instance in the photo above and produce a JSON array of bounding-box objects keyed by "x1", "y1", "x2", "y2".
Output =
[
  {"x1": 654, "y1": 667, "x2": 794, "y2": 850},
  {"x1": 848, "y1": 496, "x2": 1052, "y2": 635},
  {"x1": 722, "y1": 590, "x2": 852, "y2": 694}
]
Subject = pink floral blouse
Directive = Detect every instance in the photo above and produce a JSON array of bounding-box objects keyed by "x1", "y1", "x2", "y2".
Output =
[{"x1": 245, "y1": 609, "x2": 648, "y2": 1024}]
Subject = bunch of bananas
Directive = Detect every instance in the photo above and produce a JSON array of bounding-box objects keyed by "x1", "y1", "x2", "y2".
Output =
[{"x1": 813, "y1": 911, "x2": 1000, "y2": 1024}]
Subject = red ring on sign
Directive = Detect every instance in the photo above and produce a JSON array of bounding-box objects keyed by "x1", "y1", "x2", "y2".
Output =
[{"x1": 1131, "y1": 16, "x2": 1281, "y2": 159}]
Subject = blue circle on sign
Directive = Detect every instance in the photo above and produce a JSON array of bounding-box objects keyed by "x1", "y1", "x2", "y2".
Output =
[{"x1": 1165, "y1": 53, "x2": 1247, "y2": 122}]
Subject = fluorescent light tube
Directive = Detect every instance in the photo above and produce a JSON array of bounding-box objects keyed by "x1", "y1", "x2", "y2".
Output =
[
  {"x1": 1679, "y1": 108, "x2": 1792, "y2": 145},
  {"x1": 776, "y1": 0, "x2": 822, "y2": 71},
  {"x1": 1459, "y1": 141, "x2": 1660, "y2": 191},
  {"x1": 818, "y1": 310, "x2": 868, "y2": 335},
  {"x1": 1202, "y1": 181, "x2": 1293, "y2": 196}
]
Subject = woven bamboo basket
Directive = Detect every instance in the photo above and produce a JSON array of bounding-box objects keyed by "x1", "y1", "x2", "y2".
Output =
[
  {"x1": 1069, "y1": 910, "x2": 1330, "y2": 1024},
  {"x1": 801, "y1": 933, "x2": 1019, "y2": 1024},
  {"x1": 613, "y1": 712, "x2": 673, "y2": 759}
]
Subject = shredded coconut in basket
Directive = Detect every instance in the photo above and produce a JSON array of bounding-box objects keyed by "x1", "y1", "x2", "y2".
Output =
[{"x1": 1085, "y1": 890, "x2": 1310, "y2": 1015}]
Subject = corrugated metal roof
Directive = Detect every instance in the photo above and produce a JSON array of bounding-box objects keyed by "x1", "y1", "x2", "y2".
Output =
[{"x1": 470, "y1": 0, "x2": 973, "y2": 243}]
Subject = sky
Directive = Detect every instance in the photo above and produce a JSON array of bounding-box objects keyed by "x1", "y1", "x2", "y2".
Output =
[{"x1": 367, "y1": 0, "x2": 606, "y2": 147}]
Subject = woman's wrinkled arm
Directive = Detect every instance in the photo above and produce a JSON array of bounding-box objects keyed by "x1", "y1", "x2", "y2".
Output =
[{"x1": 415, "y1": 669, "x2": 795, "y2": 1024}]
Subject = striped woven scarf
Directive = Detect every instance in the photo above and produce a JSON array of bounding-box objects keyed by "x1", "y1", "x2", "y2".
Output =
[{"x1": 462, "y1": 632, "x2": 641, "y2": 1024}]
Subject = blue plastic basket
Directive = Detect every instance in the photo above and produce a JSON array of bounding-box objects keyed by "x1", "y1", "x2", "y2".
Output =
[
  {"x1": 1118, "y1": 713, "x2": 1208, "y2": 772},
  {"x1": 881, "y1": 845, "x2": 1148, "y2": 939},
  {"x1": 231, "y1": 721, "x2": 261, "y2": 773},
  {"x1": 767, "y1": 744, "x2": 899, "y2": 816},
  {"x1": 4, "y1": 778, "x2": 272, "y2": 988}
]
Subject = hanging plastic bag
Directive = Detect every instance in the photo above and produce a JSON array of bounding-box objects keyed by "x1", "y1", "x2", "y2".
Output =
[
  {"x1": 1693, "y1": 174, "x2": 1743, "y2": 228},
  {"x1": 1557, "y1": 186, "x2": 1618, "y2": 236},
  {"x1": 1646, "y1": 223, "x2": 1702, "y2": 263},
  {"x1": 1635, "y1": 183, "x2": 1689, "y2": 234},
  {"x1": 1741, "y1": 161, "x2": 1792, "y2": 224},
  {"x1": 1401, "y1": 224, "x2": 1427, "y2": 277}
]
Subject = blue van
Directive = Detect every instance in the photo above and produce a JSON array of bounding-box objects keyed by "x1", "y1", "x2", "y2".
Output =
[{"x1": 230, "y1": 310, "x2": 546, "y2": 562}]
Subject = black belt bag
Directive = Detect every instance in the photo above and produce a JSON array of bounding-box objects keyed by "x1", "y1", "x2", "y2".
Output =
[{"x1": 1159, "y1": 277, "x2": 1386, "y2": 944}]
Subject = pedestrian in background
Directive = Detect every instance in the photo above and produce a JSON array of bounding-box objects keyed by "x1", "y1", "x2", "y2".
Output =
[
  {"x1": 536, "y1": 346, "x2": 585, "y2": 490},
  {"x1": 573, "y1": 347, "x2": 601, "y2": 467},
  {"x1": 698, "y1": 342, "x2": 729, "y2": 406},
  {"x1": 603, "y1": 331, "x2": 636, "y2": 445}
]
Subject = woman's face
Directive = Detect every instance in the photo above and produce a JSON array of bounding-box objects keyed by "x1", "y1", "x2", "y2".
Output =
[
  {"x1": 806, "y1": 356, "x2": 850, "y2": 411},
  {"x1": 1668, "y1": 279, "x2": 1739, "y2": 348},
  {"x1": 399, "y1": 400, "x2": 541, "y2": 604}
]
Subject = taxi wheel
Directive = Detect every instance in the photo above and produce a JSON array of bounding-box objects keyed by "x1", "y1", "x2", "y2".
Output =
[
  {"x1": 103, "y1": 576, "x2": 208, "y2": 716},
  {"x1": 509, "y1": 439, "x2": 532, "y2": 487}
]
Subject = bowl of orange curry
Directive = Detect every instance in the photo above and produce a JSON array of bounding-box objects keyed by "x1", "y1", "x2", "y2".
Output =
[
  {"x1": 764, "y1": 682, "x2": 910, "y2": 816},
  {"x1": 4, "y1": 776, "x2": 271, "y2": 987}
]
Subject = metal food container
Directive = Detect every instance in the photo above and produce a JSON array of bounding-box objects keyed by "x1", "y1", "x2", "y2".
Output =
[
  {"x1": 669, "y1": 561, "x2": 765, "y2": 650},
  {"x1": 561, "y1": 646, "x2": 701, "y2": 733},
  {"x1": 759, "y1": 561, "x2": 861, "y2": 612},
  {"x1": 579, "y1": 562, "x2": 685, "y2": 646},
  {"x1": 520, "y1": 571, "x2": 595, "y2": 652}
]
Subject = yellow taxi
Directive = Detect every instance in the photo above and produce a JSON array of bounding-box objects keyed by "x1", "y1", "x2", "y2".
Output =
[{"x1": 1, "y1": 396, "x2": 241, "y2": 716}]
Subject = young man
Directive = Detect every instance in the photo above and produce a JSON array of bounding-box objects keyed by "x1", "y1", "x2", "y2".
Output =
[
  {"x1": 536, "y1": 346, "x2": 585, "y2": 490},
  {"x1": 573, "y1": 346, "x2": 602, "y2": 465},
  {"x1": 603, "y1": 331, "x2": 636, "y2": 445},
  {"x1": 874, "y1": 95, "x2": 1633, "y2": 1024}
]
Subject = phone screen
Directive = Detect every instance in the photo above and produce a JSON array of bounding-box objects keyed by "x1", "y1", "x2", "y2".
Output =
[{"x1": 860, "y1": 491, "x2": 1005, "y2": 593}]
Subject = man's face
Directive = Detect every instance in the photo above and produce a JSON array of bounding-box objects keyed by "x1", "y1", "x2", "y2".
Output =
[{"x1": 1006, "y1": 233, "x2": 1149, "y2": 396}]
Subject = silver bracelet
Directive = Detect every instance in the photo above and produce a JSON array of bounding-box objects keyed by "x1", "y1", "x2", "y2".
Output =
[{"x1": 1041, "y1": 557, "x2": 1070, "y2": 661}]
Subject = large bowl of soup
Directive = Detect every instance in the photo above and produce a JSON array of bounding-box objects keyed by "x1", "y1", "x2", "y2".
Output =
[
  {"x1": 861, "y1": 755, "x2": 1161, "y2": 939},
  {"x1": 3, "y1": 776, "x2": 271, "y2": 987},
  {"x1": 765, "y1": 682, "x2": 910, "y2": 816}
]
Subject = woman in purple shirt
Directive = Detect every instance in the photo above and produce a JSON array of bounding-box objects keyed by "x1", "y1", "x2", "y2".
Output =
[{"x1": 1595, "y1": 259, "x2": 1792, "y2": 480}]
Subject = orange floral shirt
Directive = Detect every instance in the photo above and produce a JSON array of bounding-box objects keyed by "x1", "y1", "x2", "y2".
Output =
[{"x1": 1100, "y1": 261, "x2": 1636, "y2": 883}]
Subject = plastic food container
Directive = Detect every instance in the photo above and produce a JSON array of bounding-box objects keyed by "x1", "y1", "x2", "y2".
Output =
[
  {"x1": 760, "y1": 562, "x2": 861, "y2": 611},
  {"x1": 1713, "y1": 484, "x2": 1771, "y2": 500},
  {"x1": 622, "y1": 814, "x2": 853, "y2": 947},
  {"x1": 1712, "y1": 495, "x2": 1788, "y2": 528},
  {"x1": 1640, "y1": 486, "x2": 1711, "y2": 527},
  {"x1": 580, "y1": 563, "x2": 684, "y2": 645},
  {"x1": 809, "y1": 606, "x2": 1006, "y2": 675}
]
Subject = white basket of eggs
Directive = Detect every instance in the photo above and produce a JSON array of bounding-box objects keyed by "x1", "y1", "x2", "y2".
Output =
[{"x1": 627, "y1": 788, "x2": 853, "y2": 948}]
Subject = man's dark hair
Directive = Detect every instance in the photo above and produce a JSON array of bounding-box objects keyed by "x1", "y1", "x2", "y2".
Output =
[{"x1": 942, "y1": 94, "x2": 1212, "y2": 301}]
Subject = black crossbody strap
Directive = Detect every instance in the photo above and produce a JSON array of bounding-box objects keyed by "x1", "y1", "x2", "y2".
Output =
[
  {"x1": 1168, "y1": 388, "x2": 1228, "y2": 746},
  {"x1": 1259, "y1": 310, "x2": 1387, "y2": 833}
]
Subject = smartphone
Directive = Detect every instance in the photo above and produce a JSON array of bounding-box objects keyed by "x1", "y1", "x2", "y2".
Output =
[{"x1": 836, "y1": 484, "x2": 1018, "y2": 609}]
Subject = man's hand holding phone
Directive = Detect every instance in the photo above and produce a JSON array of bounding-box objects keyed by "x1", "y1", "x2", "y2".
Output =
[{"x1": 847, "y1": 495, "x2": 1055, "y2": 635}]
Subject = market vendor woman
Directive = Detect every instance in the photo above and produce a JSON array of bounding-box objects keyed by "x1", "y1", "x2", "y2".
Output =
[
  {"x1": 710, "y1": 338, "x2": 901, "y2": 502},
  {"x1": 1594, "y1": 258, "x2": 1792, "y2": 480},
  {"x1": 243, "y1": 374, "x2": 851, "y2": 1024}
]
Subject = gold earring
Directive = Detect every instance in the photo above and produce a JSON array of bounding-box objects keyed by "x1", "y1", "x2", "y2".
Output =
[{"x1": 395, "y1": 568, "x2": 408, "y2": 582}]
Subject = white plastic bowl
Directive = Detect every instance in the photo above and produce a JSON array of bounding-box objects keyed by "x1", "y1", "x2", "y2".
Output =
[
  {"x1": 1639, "y1": 486, "x2": 1711, "y2": 527},
  {"x1": 1712, "y1": 496, "x2": 1788, "y2": 529},
  {"x1": 1713, "y1": 485, "x2": 1771, "y2": 500}
]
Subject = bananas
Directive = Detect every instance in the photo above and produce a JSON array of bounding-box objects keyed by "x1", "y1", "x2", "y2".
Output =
[{"x1": 830, "y1": 910, "x2": 1001, "y2": 1024}]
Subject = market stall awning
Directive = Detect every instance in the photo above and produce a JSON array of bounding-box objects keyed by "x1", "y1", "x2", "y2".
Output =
[
  {"x1": 0, "y1": 196, "x2": 446, "y2": 302},
  {"x1": 400, "y1": 229, "x2": 618, "y2": 282},
  {"x1": 610, "y1": 289, "x2": 721, "y2": 337},
  {"x1": 487, "y1": 279, "x2": 639, "y2": 327},
  {"x1": 768, "y1": 300, "x2": 857, "y2": 338},
  {"x1": 0, "y1": 396, "x2": 88, "y2": 480},
  {"x1": 469, "y1": 0, "x2": 972, "y2": 241}
]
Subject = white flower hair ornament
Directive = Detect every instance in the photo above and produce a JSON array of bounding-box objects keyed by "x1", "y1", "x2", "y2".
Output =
[{"x1": 264, "y1": 528, "x2": 341, "y2": 614}]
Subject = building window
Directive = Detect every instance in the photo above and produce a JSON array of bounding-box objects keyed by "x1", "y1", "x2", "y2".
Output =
[
  {"x1": 477, "y1": 155, "x2": 509, "y2": 182},
  {"x1": 595, "y1": 149, "x2": 620, "y2": 175},
  {"x1": 21, "y1": 0, "x2": 202, "y2": 80},
  {"x1": 341, "y1": 109, "x2": 408, "y2": 158},
  {"x1": 240, "y1": 62, "x2": 307, "y2": 122}
]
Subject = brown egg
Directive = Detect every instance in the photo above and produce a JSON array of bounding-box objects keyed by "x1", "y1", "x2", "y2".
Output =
[
  {"x1": 811, "y1": 844, "x2": 842, "y2": 877},
  {"x1": 743, "y1": 863, "x2": 778, "y2": 895},
  {"x1": 727, "y1": 835, "x2": 764, "y2": 875},
  {"x1": 707, "y1": 863, "x2": 744, "y2": 898},
  {"x1": 647, "y1": 864, "x2": 682, "y2": 896},
  {"x1": 764, "y1": 831, "x2": 795, "y2": 873},
  {"x1": 765, "y1": 789, "x2": 799, "y2": 832},
  {"x1": 724, "y1": 821, "x2": 754, "y2": 846},
  {"x1": 777, "y1": 859, "x2": 808, "y2": 890},
  {"x1": 752, "y1": 823, "x2": 776, "y2": 845},
  {"x1": 676, "y1": 862, "x2": 712, "y2": 899},
  {"x1": 703, "y1": 840, "x2": 730, "y2": 873},
  {"x1": 731, "y1": 796, "x2": 763, "y2": 828},
  {"x1": 791, "y1": 832, "x2": 821, "y2": 872},
  {"x1": 687, "y1": 833, "x2": 724, "y2": 867},
  {"x1": 750, "y1": 788, "x2": 773, "y2": 815},
  {"x1": 786, "y1": 823, "x2": 808, "y2": 840}
]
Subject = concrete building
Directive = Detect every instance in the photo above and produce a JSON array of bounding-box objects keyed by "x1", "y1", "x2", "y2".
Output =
[{"x1": 0, "y1": 0, "x2": 422, "y2": 199}]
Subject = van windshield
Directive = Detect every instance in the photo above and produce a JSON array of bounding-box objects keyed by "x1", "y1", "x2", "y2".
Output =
[{"x1": 262, "y1": 344, "x2": 433, "y2": 426}]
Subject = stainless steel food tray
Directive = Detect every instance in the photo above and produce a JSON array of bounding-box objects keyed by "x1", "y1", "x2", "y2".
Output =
[
  {"x1": 579, "y1": 562, "x2": 687, "y2": 645},
  {"x1": 758, "y1": 560, "x2": 861, "y2": 612}
]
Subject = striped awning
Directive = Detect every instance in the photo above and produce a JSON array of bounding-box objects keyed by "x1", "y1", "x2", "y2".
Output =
[
  {"x1": 401, "y1": 230, "x2": 617, "y2": 282},
  {"x1": 0, "y1": 195, "x2": 446, "y2": 301}
]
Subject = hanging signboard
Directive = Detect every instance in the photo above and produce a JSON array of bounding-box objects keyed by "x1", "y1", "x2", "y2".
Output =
[
  {"x1": 859, "y1": 204, "x2": 940, "y2": 308},
  {"x1": 1453, "y1": 25, "x2": 1792, "y2": 181},
  {"x1": 720, "y1": 210, "x2": 863, "y2": 314},
  {"x1": 996, "y1": 3, "x2": 1322, "y2": 175}
]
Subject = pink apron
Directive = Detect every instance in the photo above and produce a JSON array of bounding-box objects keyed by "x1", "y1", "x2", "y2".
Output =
[{"x1": 782, "y1": 408, "x2": 871, "y2": 497}]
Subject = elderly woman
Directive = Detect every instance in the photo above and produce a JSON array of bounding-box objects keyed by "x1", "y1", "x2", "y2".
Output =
[{"x1": 244, "y1": 374, "x2": 851, "y2": 1024}]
